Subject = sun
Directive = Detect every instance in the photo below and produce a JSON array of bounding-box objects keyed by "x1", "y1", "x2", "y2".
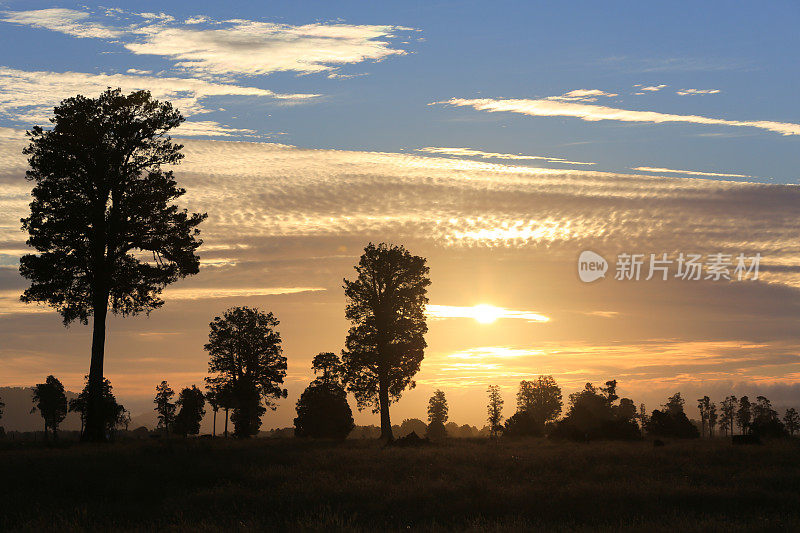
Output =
[{"x1": 471, "y1": 304, "x2": 502, "y2": 324}]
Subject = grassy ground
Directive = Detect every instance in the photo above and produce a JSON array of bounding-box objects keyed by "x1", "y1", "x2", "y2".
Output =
[{"x1": 1, "y1": 437, "x2": 799, "y2": 531}]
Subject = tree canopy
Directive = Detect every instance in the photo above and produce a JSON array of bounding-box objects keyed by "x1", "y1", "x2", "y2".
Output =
[
  {"x1": 69, "y1": 376, "x2": 129, "y2": 438},
  {"x1": 341, "y1": 243, "x2": 430, "y2": 441},
  {"x1": 174, "y1": 385, "x2": 206, "y2": 437},
  {"x1": 31, "y1": 375, "x2": 68, "y2": 440},
  {"x1": 19, "y1": 88, "x2": 205, "y2": 441}
]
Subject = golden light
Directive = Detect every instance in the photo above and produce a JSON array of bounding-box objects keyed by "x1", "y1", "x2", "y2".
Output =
[{"x1": 472, "y1": 304, "x2": 502, "y2": 324}]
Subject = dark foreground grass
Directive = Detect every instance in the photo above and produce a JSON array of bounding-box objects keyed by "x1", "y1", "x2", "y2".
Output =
[{"x1": 2, "y1": 437, "x2": 800, "y2": 531}]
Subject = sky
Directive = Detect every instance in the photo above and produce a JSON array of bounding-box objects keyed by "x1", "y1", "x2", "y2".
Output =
[{"x1": 0, "y1": 1, "x2": 799, "y2": 429}]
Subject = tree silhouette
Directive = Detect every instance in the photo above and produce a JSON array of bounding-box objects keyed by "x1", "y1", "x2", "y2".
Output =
[
  {"x1": 736, "y1": 396, "x2": 752, "y2": 435},
  {"x1": 720, "y1": 395, "x2": 737, "y2": 436},
  {"x1": 486, "y1": 385, "x2": 504, "y2": 438},
  {"x1": 708, "y1": 402, "x2": 717, "y2": 437},
  {"x1": 154, "y1": 381, "x2": 177, "y2": 433},
  {"x1": 783, "y1": 408, "x2": 799, "y2": 436},
  {"x1": 174, "y1": 385, "x2": 206, "y2": 437},
  {"x1": 205, "y1": 307, "x2": 288, "y2": 438},
  {"x1": 205, "y1": 386, "x2": 219, "y2": 437},
  {"x1": 646, "y1": 393, "x2": 699, "y2": 439},
  {"x1": 426, "y1": 390, "x2": 448, "y2": 440},
  {"x1": 341, "y1": 243, "x2": 430, "y2": 441},
  {"x1": 19, "y1": 89, "x2": 206, "y2": 441},
  {"x1": 31, "y1": 375, "x2": 68, "y2": 440},
  {"x1": 510, "y1": 376, "x2": 562, "y2": 434},
  {"x1": 697, "y1": 396, "x2": 711, "y2": 438},
  {"x1": 294, "y1": 352, "x2": 354, "y2": 439},
  {"x1": 750, "y1": 395, "x2": 786, "y2": 437},
  {"x1": 69, "y1": 375, "x2": 128, "y2": 438},
  {"x1": 0, "y1": 395, "x2": 4, "y2": 422},
  {"x1": 551, "y1": 381, "x2": 641, "y2": 441}
]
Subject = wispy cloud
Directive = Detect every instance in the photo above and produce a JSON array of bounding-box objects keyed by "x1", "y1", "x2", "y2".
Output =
[
  {"x1": 545, "y1": 89, "x2": 618, "y2": 102},
  {"x1": 426, "y1": 304, "x2": 550, "y2": 323},
  {"x1": 415, "y1": 147, "x2": 595, "y2": 165},
  {"x1": 434, "y1": 97, "x2": 800, "y2": 135},
  {"x1": 677, "y1": 88, "x2": 721, "y2": 96},
  {"x1": 0, "y1": 67, "x2": 318, "y2": 135},
  {"x1": 633, "y1": 166, "x2": 752, "y2": 179},
  {"x1": 640, "y1": 84, "x2": 667, "y2": 92},
  {"x1": 1, "y1": 8, "x2": 415, "y2": 78}
]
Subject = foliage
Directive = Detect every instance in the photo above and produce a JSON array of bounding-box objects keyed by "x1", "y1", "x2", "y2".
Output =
[
  {"x1": 783, "y1": 408, "x2": 799, "y2": 436},
  {"x1": 154, "y1": 381, "x2": 177, "y2": 432},
  {"x1": 551, "y1": 380, "x2": 640, "y2": 441},
  {"x1": 720, "y1": 395, "x2": 737, "y2": 436},
  {"x1": 426, "y1": 420, "x2": 446, "y2": 440},
  {"x1": 205, "y1": 307, "x2": 288, "y2": 437},
  {"x1": 174, "y1": 386, "x2": 206, "y2": 437},
  {"x1": 341, "y1": 243, "x2": 430, "y2": 441},
  {"x1": 646, "y1": 393, "x2": 699, "y2": 439},
  {"x1": 31, "y1": 375, "x2": 68, "y2": 440},
  {"x1": 486, "y1": 385, "x2": 504, "y2": 438},
  {"x1": 19, "y1": 88, "x2": 205, "y2": 441},
  {"x1": 516, "y1": 376, "x2": 562, "y2": 427},
  {"x1": 68, "y1": 376, "x2": 129, "y2": 437},
  {"x1": 736, "y1": 396, "x2": 752, "y2": 434},
  {"x1": 750, "y1": 396, "x2": 786, "y2": 438},
  {"x1": 427, "y1": 390, "x2": 448, "y2": 426},
  {"x1": 503, "y1": 411, "x2": 544, "y2": 438},
  {"x1": 294, "y1": 380, "x2": 354, "y2": 440}
]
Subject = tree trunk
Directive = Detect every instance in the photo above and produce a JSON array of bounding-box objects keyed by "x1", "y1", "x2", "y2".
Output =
[
  {"x1": 224, "y1": 408, "x2": 229, "y2": 438},
  {"x1": 83, "y1": 289, "x2": 108, "y2": 442},
  {"x1": 212, "y1": 409, "x2": 217, "y2": 437},
  {"x1": 379, "y1": 378, "x2": 393, "y2": 441}
]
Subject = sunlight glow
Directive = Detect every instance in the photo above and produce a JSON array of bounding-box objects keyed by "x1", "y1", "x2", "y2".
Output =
[{"x1": 426, "y1": 304, "x2": 550, "y2": 324}]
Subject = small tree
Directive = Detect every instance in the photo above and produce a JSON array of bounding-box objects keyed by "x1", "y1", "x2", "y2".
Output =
[
  {"x1": 294, "y1": 352, "x2": 354, "y2": 439},
  {"x1": 708, "y1": 402, "x2": 717, "y2": 437},
  {"x1": 783, "y1": 408, "x2": 799, "y2": 436},
  {"x1": 697, "y1": 396, "x2": 711, "y2": 438},
  {"x1": 426, "y1": 389, "x2": 448, "y2": 440},
  {"x1": 205, "y1": 307, "x2": 288, "y2": 438},
  {"x1": 636, "y1": 403, "x2": 649, "y2": 432},
  {"x1": 31, "y1": 375, "x2": 68, "y2": 440},
  {"x1": 736, "y1": 396, "x2": 752, "y2": 435},
  {"x1": 174, "y1": 385, "x2": 206, "y2": 437},
  {"x1": 341, "y1": 243, "x2": 430, "y2": 441},
  {"x1": 720, "y1": 395, "x2": 737, "y2": 436},
  {"x1": 645, "y1": 392, "x2": 699, "y2": 439},
  {"x1": 154, "y1": 381, "x2": 176, "y2": 433},
  {"x1": 19, "y1": 89, "x2": 206, "y2": 441},
  {"x1": 486, "y1": 385, "x2": 504, "y2": 438},
  {"x1": 516, "y1": 376, "x2": 562, "y2": 426},
  {"x1": 69, "y1": 375, "x2": 128, "y2": 438},
  {"x1": 205, "y1": 387, "x2": 219, "y2": 437}
]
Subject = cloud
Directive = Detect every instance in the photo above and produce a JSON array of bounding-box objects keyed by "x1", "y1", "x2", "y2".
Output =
[
  {"x1": 632, "y1": 166, "x2": 752, "y2": 179},
  {"x1": 546, "y1": 89, "x2": 618, "y2": 102},
  {"x1": 1, "y1": 8, "x2": 122, "y2": 39},
  {"x1": 640, "y1": 84, "x2": 667, "y2": 92},
  {"x1": 163, "y1": 286, "x2": 325, "y2": 300},
  {"x1": 415, "y1": 147, "x2": 595, "y2": 165},
  {"x1": 677, "y1": 88, "x2": 721, "y2": 96},
  {"x1": 0, "y1": 67, "x2": 318, "y2": 135},
  {"x1": 434, "y1": 97, "x2": 800, "y2": 135},
  {"x1": 426, "y1": 304, "x2": 550, "y2": 323},
  {"x1": 1, "y1": 8, "x2": 415, "y2": 77}
]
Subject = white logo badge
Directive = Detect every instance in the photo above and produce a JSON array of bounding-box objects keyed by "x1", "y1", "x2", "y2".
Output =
[{"x1": 578, "y1": 251, "x2": 608, "y2": 282}]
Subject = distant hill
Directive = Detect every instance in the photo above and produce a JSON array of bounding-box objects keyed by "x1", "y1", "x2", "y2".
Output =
[{"x1": 0, "y1": 386, "x2": 82, "y2": 432}]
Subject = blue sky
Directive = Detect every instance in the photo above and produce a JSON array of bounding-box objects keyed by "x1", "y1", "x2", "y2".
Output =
[{"x1": 0, "y1": 1, "x2": 798, "y2": 183}]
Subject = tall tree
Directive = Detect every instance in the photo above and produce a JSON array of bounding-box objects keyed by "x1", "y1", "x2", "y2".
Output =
[
  {"x1": 426, "y1": 389, "x2": 448, "y2": 440},
  {"x1": 736, "y1": 396, "x2": 752, "y2": 435},
  {"x1": 174, "y1": 385, "x2": 206, "y2": 437},
  {"x1": 69, "y1": 375, "x2": 128, "y2": 438},
  {"x1": 708, "y1": 402, "x2": 717, "y2": 437},
  {"x1": 636, "y1": 403, "x2": 649, "y2": 432},
  {"x1": 487, "y1": 385, "x2": 504, "y2": 438},
  {"x1": 154, "y1": 381, "x2": 177, "y2": 433},
  {"x1": 697, "y1": 396, "x2": 711, "y2": 438},
  {"x1": 205, "y1": 387, "x2": 219, "y2": 437},
  {"x1": 19, "y1": 89, "x2": 206, "y2": 441},
  {"x1": 205, "y1": 307, "x2": 288, "y2": 437},
  {"x1": 31, "y1": 375, "x2": 68, "y2": 440},
  {"x1": 341, "y1": 243, "x2": 430, "y2": 441},
  {"x1": 720, "y1": 395, "x2": 737, "y2": 436},
  {"x1": 783, "y1": 408, "x2": 799, "y2": 436},
  {"x1": 516, "y1": 375, "x2": 562, "y2": 426}
]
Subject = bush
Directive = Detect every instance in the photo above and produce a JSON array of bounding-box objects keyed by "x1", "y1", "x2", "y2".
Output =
[
  {"x1": 646, "y1": 409, "x2": 699, "y2": 439},
  {"x1": 426, "y1": 420, "x2": 446, "y2": 440},
  {"x1": 294, "y1": 382, "x2": 354, "y2": 439},
  {"x1": 503, "y1": 412, "x2": 544, "y2": 438}
]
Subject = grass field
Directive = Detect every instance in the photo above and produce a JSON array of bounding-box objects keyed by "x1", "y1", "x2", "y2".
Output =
[{"x1": 2, "y1": 437, "x2": 799, "y2": 531}]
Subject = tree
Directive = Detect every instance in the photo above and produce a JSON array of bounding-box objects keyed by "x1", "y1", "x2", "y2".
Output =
[
  {"x1": 697, "y1": 396, "x2": 711, "y2": 438},
  {"x1": 69, "y1": 375, "x2": 128, "y2": 438},
  {"x1": 174, "y1": 385, "x2": 206, "y2": 437},
  {"x1": 19, "y1": 89, "x2": 206, "y2": 441},
  {"x1": 708, "y1": 402, "x2": 717, "y2": 437},
  {"x1": 636, "y1": 403, "x2": 649, "y2": 432},
  {"x1": 645, "y1": 392, "x2": 699, "y2": 439},
  {"x1": 31, "y1": 375, "x2": 68, "y2": 440},
  {"x1": 736, "y1": 396, "x2": 752, "y2": 435},
  {"x1": 154, "y1": 381, "x2": 176, "y2": 433},
  {"x1": 551, "y1": 381, "x2": 641, "y2": 441},
  {"x1": 205, "y1": 387, "x2": 219, "y2": 437},
  {"x1": 516, "y1": 376, "x2": 562, "y2": 428},
  {"x1": 487, "y1": 385, "x2": 504, "y2": 438},
  {"x1": 720, "y1": 395, "x2": 737, "y2": 436},
  {"x1": 426, "y1": 390, "x2": 448, "y2": 440},
  {"x1": 205, "y1": 307, "x2": 288, "y2": 438},
  {"x1": 294, "y1": 352, "x2": 354, "y2": 439},
  {"x1": 750, "y1": 395, "x2": 786, "y2": 438},
  {"x1": 341, "y1": 243, "x2": 431, "y2": 441},
  {"x1": 783, "y1": 408, "x2": 799, "y2": 436},
  {"x1": 0, "y1": 395, "x2": 4, "y2": 422}
]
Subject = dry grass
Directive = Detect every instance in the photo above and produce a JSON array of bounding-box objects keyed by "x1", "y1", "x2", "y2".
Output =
[{"x1": 1, "y1": 437, "x2": 799, "y2": 531}]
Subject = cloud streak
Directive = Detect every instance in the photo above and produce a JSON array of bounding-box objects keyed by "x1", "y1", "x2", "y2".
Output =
[
  {"x1": 435, "y1": 96, "x2": 800, "y2": 136},
  {"x1": 415, "y1": 147, "x2": 595, "y2": 165},
  {"x1": 633, "y1": 166, "x2": 752, "y2": 179}
]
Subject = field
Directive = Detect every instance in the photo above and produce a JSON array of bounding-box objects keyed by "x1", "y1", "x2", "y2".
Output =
[{"x1": 2, "y1": 437, "x2": 799, "y2": 531}]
